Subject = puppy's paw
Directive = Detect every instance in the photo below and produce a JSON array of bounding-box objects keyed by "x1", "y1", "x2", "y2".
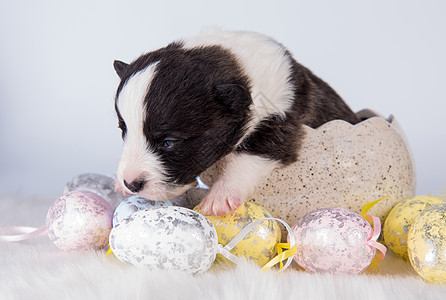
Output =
[{"x1": 199, "y1": 185, "x2": 243, "y2": 216}]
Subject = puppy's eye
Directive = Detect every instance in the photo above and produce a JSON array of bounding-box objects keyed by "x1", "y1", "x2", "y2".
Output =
[
  {"x1": 118, "y1": 120, "x2": 127, "y2": 139},
  {"x1": 162, "y1": 139, "x2": 175, "y2": 149}
]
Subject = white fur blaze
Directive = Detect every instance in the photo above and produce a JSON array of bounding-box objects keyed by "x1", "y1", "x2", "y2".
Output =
[
  {"x1": 199, "y1": 153, "x2": 280, "y2": 216},
  {"x1": 115, "y1": 62, "x2": 170, "y2": 200}
]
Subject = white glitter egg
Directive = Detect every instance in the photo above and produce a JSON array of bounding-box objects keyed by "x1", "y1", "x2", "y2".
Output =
[
  {"x1": 109, "y1": 206, "x2": 218, "y2": 274},
  {"x1": 113, "y1": 195, "x2": 174, "y2": 226},
  {"x1": 64, "y1": 173, "x2": 126, "y2": 209},
  {"x1": 46, "y1": 191, "x2": 113, "y2": 251}
]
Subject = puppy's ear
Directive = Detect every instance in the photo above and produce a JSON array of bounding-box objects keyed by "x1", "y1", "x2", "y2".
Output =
[
  {"x1": 113, "y1": 60, "x2": 129, "y2": 79},
  {"x1": 214, "y1": 84, "x2": 252, "y2": 112}
]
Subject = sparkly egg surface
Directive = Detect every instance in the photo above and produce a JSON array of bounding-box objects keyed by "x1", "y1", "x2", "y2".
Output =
[
  {"x1": 64, "y1": 173, "x2": 126, "y2": 209},
  {"x1": 408, "y1": 203, "x2": 446, "y2": 283},
  {"x1": 112, "y1": 195, "x2": 174, "y2": 226},
  {"x1": 291, "y1": 207, "x2": 375, "y2": 274},
  {"x1": 195, "y1": 201, "x2": 281, "y2": 267},
  {"x1": 109, "y1": 206, "x2": 218, "y2": 274},
  {"x1": 46, "y1": 191, "x2": 113, "y2": 251},
  {"x1": 383, "y1": 196, "x2": 444, "y2": 259}
]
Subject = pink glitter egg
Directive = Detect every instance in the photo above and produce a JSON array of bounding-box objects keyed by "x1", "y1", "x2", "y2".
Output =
[
  {"x1": 290, "y1": 207, "x2": 376, "y2": 274},
  {"x1": 46, "y1": 191, "x2": 113, "y2": 251}
]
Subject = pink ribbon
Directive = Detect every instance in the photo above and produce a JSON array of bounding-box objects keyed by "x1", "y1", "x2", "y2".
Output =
[
  {"x1": 365, "y1": 215, "x2": 387, "y2": 260},
  {"x1": 0, "y1": 226, "x2": 47, "y2": 242}
]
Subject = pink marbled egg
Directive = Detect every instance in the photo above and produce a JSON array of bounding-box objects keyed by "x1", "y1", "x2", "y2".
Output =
[
  {"x1": 290, "y1": 207, "x2": 375, "y2": 274},
  {"x1": 46, "y1": 191, "x2": 113, "y2": 251}
]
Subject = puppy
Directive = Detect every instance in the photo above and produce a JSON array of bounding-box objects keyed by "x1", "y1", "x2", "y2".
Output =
[{"x1": 113, "y1": 29, "x2": 360, "y2": 216}]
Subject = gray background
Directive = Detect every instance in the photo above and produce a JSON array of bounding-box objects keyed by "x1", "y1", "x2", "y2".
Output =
[{"x1": 1, "y1": 0, "x2": 445, "y2": 197}]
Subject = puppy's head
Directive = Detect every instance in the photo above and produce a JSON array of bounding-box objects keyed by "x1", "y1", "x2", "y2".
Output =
[{"x1": 114, "y1": 43, "x2": 252, "y2": 200}]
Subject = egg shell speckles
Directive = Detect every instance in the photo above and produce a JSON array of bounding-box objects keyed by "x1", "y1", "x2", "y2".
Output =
[
  {"x1": 64, "y1": 173, "x2": 126, "y2": 210},
  {"x1": 200, "y1": 111, "x2": 416, "y2": 233},
  {"x1": 46, "y1": 190, "x2": 113, "y2": 251},
  {"x1": 109, "y1": 206, "x2": 218, "y2": 274},
  {"x1": 113, "y1": 195, "x2": 174, "y2": 226},
  {"x1": 196, "y1": 202, "x2": 281, "y2": 267},
  {"x1": 408, "y1": 203, "x2": 446, "y2": 283},
  {"x1": 383, "y1": 196, "x2": 444, "y2": 259},
  {"x1": 291, "y1": 207, "x2": 375, "y2": 274}
]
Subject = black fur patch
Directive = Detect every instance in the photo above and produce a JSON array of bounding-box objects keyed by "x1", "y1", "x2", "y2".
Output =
[{"x1": 116, "y1": 44, "x2": 252, "y2": 185}]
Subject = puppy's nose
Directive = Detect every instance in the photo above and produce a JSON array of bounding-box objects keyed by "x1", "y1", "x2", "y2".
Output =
[{"x1": 123, "y1": 179, "x2": 145, "y2": 193}]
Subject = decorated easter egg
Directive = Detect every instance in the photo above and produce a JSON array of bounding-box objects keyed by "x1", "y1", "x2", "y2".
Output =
[
  {"x1": 65, "y1": 173, "x2": 126, "y2": 209},
  {"x1": 112, "y1": 195, "x2": 174, "y2": 226},
  {"x1": 46, "y1": 191, "x2": 113, "y2": 251},
  {"x1": 408, "y1": 203, "x2": 446, "y2": 283},
  {"x1": 109, "y1": 206, "x2": 218, "y2": 274},
  {"x1": 291, "y1": 207, "x2": 377, "y2": 274},
  {"x1": 195, "y1": 201, "x2": 281, "y2": 267},
  {"x1": 383, "y1": 195, "x2": 444, "y2": 259}
]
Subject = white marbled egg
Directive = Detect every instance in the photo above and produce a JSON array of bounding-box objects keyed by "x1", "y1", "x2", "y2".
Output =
[
  {"x1": 109, "y1": 206, "x2": 218, "y2": 274},
  {"x1": 113, "y1": 195, "x2": 174, "y2": 226},
  {"x1": 64, "y1": 173, "x2": 126, "y2": 209}
]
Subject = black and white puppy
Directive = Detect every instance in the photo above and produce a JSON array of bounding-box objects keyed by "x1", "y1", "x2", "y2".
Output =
[{"x1": 113, "y1": 29, "x2": 360, "y2": 216}]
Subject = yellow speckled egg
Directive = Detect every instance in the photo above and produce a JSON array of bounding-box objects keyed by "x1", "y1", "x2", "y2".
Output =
[
  {"x1": 383, "y1": 195, "x2": 444, "y2": 259},
  {"x1": 408, "y1": 203, "x2": 446, "y2": 283},
  {"x1": 195, "y1": 201, "x2": 281, "y2": 267}
]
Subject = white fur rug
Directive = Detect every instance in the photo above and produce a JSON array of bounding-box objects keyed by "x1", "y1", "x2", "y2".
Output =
[{"x1": 1, "y1": 193, "x2": 445, "y2": 300}]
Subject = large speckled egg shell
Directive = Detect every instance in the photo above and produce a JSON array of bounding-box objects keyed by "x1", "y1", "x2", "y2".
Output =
[
  {"x1": 383, "y1": 195, "x2": 444, "y2": 259},
  {"x1": 408, "y1": 203, "x2": 446, "y2": 283},
  {"x1": 113, "y1": 195, "x2": 174, "y2": 226},
  {"x1": 46, "y1": 191, "x2": 113, "y2": 251},
  {"x1": 195, "y1": 202, "x2": 281, "y2": 267},
  {"x1": 291, "y1": 207, "x2": 375, "y2": 274},
  {"x1": 65, "y1": 173, "x2": 126, "y2": 209},
  {"x1": 200, "y1": 110, "x2": 416, "y2": 231},
  {"x1": 109, "y1": 206, "x2": 218, "y2": 274}
]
